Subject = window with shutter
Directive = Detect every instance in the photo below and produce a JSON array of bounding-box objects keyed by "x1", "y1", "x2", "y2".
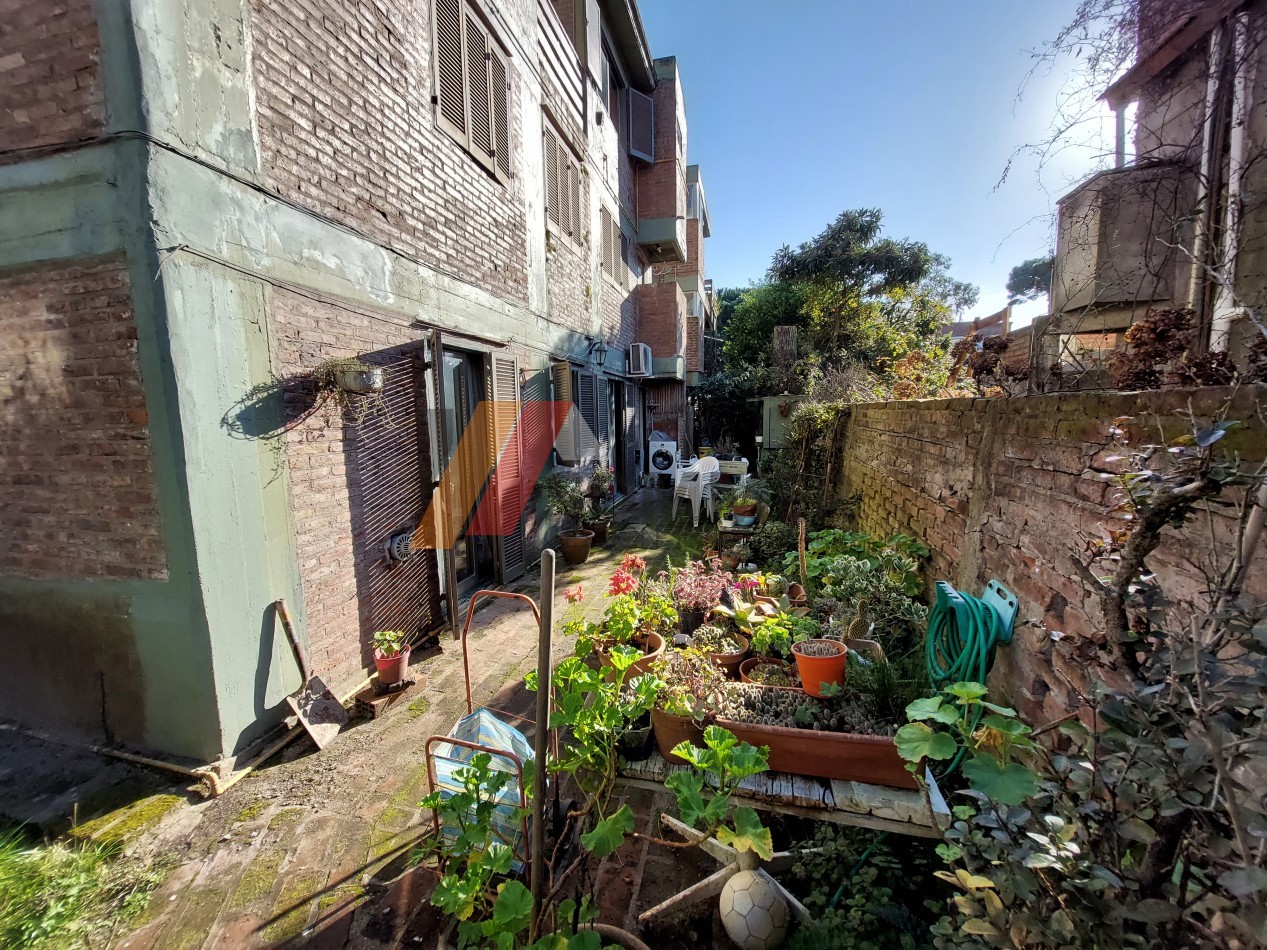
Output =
[
  {"x1": 576, "y1": 371, "x2": 597, "y2": 462},
  {"x1": 595, "y1": 376, "x2": 610, "y2": 466},
  {"x1": 544, "y1": 129, "x2": 560, "y2": 229},
  {"x1": 489, "y1": 354, "x2": 525, "y2": 583},
  {"x1": 544, "y1": 120, "x2": 584, "y2": 248},
  {"x1": 600, "y1": 207, "x2": 613, "y2": 278},
  {"x1": 432, "y1": 0, "x2": 511, "y2": 183},
  {"x1": 551, "y1": 361, "x2": 576, "y2": 464},
  {"x1": 619, "y1": 231, "x2": 630, "y2": 286},
  {"x1": 569, "y1": 162, "x2": 581, "y2": 241},
  {"x1": 627, "y1": 88, "x2": 654, "y2": 163}
]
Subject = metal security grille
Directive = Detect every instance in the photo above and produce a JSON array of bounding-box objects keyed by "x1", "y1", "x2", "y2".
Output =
[{"x1": 354, "y1": 350, "x2": 443, "y2": 646}]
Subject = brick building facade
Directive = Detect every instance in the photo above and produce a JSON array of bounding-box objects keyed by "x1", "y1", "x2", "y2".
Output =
[{"x1": 0, "y1": 0, "x2": 713, "y2": 763}]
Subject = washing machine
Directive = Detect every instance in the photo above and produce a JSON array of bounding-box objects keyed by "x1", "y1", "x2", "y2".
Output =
[{"x1": 648, "y1": 430, "x2": 677, "y2": 476}]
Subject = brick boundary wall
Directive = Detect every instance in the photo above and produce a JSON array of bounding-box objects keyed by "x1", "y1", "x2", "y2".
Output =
[
  {"x1": 835, "y1": 386, "x2": 1267, "y2": 725},
  {"x1": 0, "y1": 254, "x2": 167, "y2": 580}
]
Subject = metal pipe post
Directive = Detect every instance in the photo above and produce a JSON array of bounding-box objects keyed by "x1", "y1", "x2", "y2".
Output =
[{"x1": 529, "y1": 550, "x2": 555, "y2": 937}]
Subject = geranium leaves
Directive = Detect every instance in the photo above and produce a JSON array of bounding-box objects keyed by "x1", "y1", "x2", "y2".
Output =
[
  {"x1": 580, "y1": 804, "x2": 634, "y2": 859},
  {"x1": 716, "y1": 806, "x2": 774, "y2": 860}
]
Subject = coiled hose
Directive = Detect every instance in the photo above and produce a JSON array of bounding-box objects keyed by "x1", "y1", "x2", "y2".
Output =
[{"x1": 827, "y1": 581, "x2": 1012, "y2": 910}]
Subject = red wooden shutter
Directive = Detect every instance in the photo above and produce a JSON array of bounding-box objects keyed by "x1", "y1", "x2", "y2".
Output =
[{"x1": 433, "y1": 0, "x2": 467, "y2": 141}]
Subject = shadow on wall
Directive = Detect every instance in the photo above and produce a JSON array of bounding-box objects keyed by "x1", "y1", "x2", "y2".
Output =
[{"x1": 0, "y1": 589, "x2": 146, "y2": 745}]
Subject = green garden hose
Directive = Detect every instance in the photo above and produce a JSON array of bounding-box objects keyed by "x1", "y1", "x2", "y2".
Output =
[{"x1": 827, "y1": 581, "x2": 1013, "y2": 911}]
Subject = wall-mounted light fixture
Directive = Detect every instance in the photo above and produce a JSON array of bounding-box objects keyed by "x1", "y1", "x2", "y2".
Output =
[{"x1": 586, "y1": 338, "x2": 609, "y2": 366}]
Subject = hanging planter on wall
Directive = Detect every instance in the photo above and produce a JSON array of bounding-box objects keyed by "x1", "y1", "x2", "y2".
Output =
[
  {"x1": 313, "y1": 357, "x2": 389, "y2": 427},
  {"x1": 335, "y1": 362, "x2": 384, "y2": 394}
]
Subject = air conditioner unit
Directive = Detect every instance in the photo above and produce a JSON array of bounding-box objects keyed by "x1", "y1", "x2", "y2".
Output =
[{"x1": 627, "y1": 343, "x2": 652, "y2": 377}]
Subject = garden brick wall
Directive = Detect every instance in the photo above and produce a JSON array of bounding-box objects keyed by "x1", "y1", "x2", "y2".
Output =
[
  {"x1": 836, "y1": 386, "x2": 1267, "y2": 726},
  {"x1": 0, "y1": 254, "x2": 166, "y2": 580},
  {"x1": 249, "y1": 0, "x2": 529, "y2": 306},
  {"x1": 0, "y1": 0, "x2": 104, "y2": 155}
]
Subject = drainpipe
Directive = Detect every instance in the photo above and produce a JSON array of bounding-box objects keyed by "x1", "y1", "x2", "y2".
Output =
[
  {"x1": 1210, "y1": 12, "x2": 1252, "y2": 352},
  {"x1": 1186, "y1": 23, "x2": 1227, "y2": 321}
]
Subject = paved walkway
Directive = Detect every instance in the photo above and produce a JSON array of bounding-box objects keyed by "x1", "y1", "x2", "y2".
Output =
[{"x1": 97, "y1": 487, "x2": 716, "y2": 949}]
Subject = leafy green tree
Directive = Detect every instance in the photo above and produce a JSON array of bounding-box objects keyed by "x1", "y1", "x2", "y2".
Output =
[
  {"x1": 1006, "y1": 255, "x2": 1054, "y2": 304},
  {"x1": 721, "y1": 282, "x2": 810, "y2": 369}
]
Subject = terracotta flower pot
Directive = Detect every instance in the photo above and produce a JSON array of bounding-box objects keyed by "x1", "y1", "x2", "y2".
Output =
[
  {"x1": 582, "y1": 518, "x2": 611, "y2": 544},
  {"x1": 791, "y1": 639, "x2": 848, "y2": 697},
  {"x1": 786, "y1": 582, "x2": 807, "y2": 607},
  {"x1": 558, "y1": 528, "x2": 594, "y2": 565},
  {"x1": 374, "y1": 645, "x2": 411, "y2": 685},
  {"x1": 704, "y1": 632, "x2": 749, "y2": 679},
  {"x1": 598, "y1": 632, "x2": 665, "y2": 683},
  {"x1": 739, "y1": 656, "x2": 800, "y2": 690},
  {"x1": 651, "y1": 708, "x2": 704, "y2": 764},
  {"x1": 732, "y1": 502, "x2": 758, "y2": 517}
]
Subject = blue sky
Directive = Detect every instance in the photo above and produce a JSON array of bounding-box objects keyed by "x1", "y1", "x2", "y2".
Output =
[{"x1": 637, "y1": 1, "x2": 1112, "y2": 327}]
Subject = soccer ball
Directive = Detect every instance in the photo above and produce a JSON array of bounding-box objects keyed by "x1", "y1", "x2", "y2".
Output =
[{"x1": 718, "y1": 869, "x2": 789, "y2": 949}]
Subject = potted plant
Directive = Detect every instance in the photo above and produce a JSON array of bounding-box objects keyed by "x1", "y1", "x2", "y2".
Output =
[
  {"x1": 648, "y1": 649, "x2": 729, "y2": 762},
  {"x1": 540, "y1": 473, "x2": 594, "y2": 565},
  {"x1": 317, "y1": 356, "x2": 384, "y2": 394},
  {"x1": 790, "y1": 638, "x2": 848, "y2": 698},
  {"x1": 718, "y1": 494, "x2": 735, "y2": 528},
  {"x1": 587, "y1": 464, "x2": 616, "y2": 499},
  {"x1": 691, "y1": 623, "x2": 749, "y2": 678},
  {"x1": 728, "y1": 479, "x2": 769, "y2": 526},
  {"x1": 372, "y1": 629, "x2": 411, "y2": 685},
  {"x1": 738, "y1": 656, "x2": 799, "y2": 689},
  {"x1": 582, "y1": 497, "x2": 613, "y2": 545},
  {"x1": 671, "y1": 559, "x2": 733, "y2": 639}
]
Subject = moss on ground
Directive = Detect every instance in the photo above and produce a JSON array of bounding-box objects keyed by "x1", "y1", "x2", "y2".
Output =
[
  {"x1": 260, "y1": 871, "x2": 324, "y2": 945},
  {"x1": 406, "y1": 696, "x2": 431, "y2": 719},
  {"x1": 389, "y1": 763, "x2": 434, "y2": 810},
  {"x1": 154, "y1": 882, "x2": 228, "y2": 950},
  {"x1": 68, "y1": 794, "x2": 184, "y2": 848},
  {"x1": 234, "y1": 800, "x2": 270, "y2": 823},
  {"x1": 267, "y1": 807, "x2": 306, "y2": 835},
  {"x1": 317, "y1": 884, "x2": 362, "y2": 913},
  {"x1": 226, "y1": 848, "x2": 286, "y2": 912}
]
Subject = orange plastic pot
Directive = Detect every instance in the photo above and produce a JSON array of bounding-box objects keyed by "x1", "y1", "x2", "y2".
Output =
[{"x1": 791, "y1": 639, "x2": 847, "y2": 697}]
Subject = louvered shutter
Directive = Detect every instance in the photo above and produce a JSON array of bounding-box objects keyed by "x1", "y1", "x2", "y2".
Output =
[
  {"x1": 465, "y1": 13, "x2": 493, "y2": 170},
  {"x1": 489, "y1": 354, "x2": 525, "y2": 583},
  {"x1": 433, "y1": 0, "x2": 467, "y2": 141},
  {"x1": 600, "y1": 207, "x2": 613, "y2": 277},
  {"x1": 569, "y1": 161, "x2": 581, "y2": 241},
  {"x1": 560, "y1": 157, "x2": 573, "y2": 238},
  {"x1": 490, "y1": 46, "x2": 511, "y2": 181},
  {"x1": 551, "y1": 361, "x2": 576, "y2": 463},
  {"x1": 577, "y1": 371, "x2": 597, "y2": 461},
  {"x1": 544, "y1": 130, "x2": 560, "y2": 229},
  {"x1": 619, "y1": 232, "x2": 630, "y2": 286},
  {"x1": 628, "y1": 88, "x2": 654, "y2": 162},
  {"x1": 622, "y1": 383, "x2": 639, "y2": 491},
  {"x1": 595, "y1": 376, "x2": 610, "y2": 466}
]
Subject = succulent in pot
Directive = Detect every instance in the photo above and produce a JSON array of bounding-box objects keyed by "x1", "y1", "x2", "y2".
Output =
[
  {"x1": 672, "y1": 559, "x2": 733, "y2": 638},
  {"x1": 726, "y1": 479, "x2": 770, "y2": 524},
  {"x1": 790, "y1": 638, "x2": 848, "y2": 698},
  {"x1": 372, "y1": 629, "x2": 411, "y2": 685},
  {"x1": 692, "y1": 623, "x2": 749, "y2": 678},
  {"x1": 582, "y1": 496, "x2": 613, "y2": 545}
]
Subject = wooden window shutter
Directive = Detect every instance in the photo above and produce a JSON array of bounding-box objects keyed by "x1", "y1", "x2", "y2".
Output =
[
  {"x1": 544, "y1": 129, "x2": 560, "y2": 229},
  {"x1": 465, "y1": 12, "x2": 493, "y2": 169},
  {"x1": 627, "y1": 88, "x2": 654, "y2": 162},
  {"x1": 551, "y1": 361, "x2": 576, "y2": 463},
  {"x1": 577, "y1": 371, "x2": 597, "y2": 461},
  {"x1": 600, "y1": 207, "x2": 613, "y2": 277},
  {"x1": 490, "y1": 354, "x2": 525, "y2": 583},
  {"x1": 560, "y1": 157, "x2": 574, "y2": 237},
  {"x1": 433, "y1": 0, "x2": 467, "y2": 141},
  {"x1": 490, "y1": 46, "x2": 511, "y2": 181},
  {"x1": 619, "y1": 231, "x2": 630, "y2": 285},
  {"x1": 595, "y1": 376, "x2": 610, "y2": 465},
  {"x1": 569, "y1": 161, "x2": 581, "y2": 241}
]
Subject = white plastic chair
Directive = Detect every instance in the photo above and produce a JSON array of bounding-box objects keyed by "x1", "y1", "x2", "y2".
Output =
[{"x1": 672, "y1": 456, "x2": 721, "y2": 527}]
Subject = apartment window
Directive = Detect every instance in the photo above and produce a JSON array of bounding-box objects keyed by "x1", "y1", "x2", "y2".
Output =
[
  {"x1": 544, "y1": 120, "x2": 583, "y2": 245},
  {"x1": 602, "y1": 44, "x2": 623, "y2": 127},
  {"x1": 600, "y1": 206, "x2": 628, "y2": 286},
  {"x1": 433, "y1": 0, "x2": 512, "y2": 183}
]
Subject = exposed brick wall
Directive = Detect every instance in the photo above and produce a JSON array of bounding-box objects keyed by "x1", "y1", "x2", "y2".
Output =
[
  {"x1": 0, "y1": 0, "x2": 104, "y2": 155},
  {"x1": 634, "y1": 281, "x2": 685, "y2": 359},
  {"x1": 249, "y1": 0, "x2": 529, "y2": 305},
  {"x1": 837, "y1": 387, "x2": 1267, "y2": 725},
  {"x1": 685, "y1": 314, "x2": 701, "y2": 372},
  {"x1": 545, "y1": 228, "x2": 591, "y2": 335},
  {"x1": 0, "y1": 255, "x2": 166, "y2": 580}
]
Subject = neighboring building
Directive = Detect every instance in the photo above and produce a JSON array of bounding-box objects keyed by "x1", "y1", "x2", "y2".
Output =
[
  {"x1": 1035, "y1": 0, "x2": 1266, "y2": 383},
  {"x1": 0, "y1": 0, "x2": 711, "y2": 764}
]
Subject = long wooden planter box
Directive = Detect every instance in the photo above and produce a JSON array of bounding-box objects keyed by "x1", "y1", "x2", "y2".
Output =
[{"x1": 651, "y1": 708, "x2": 917, "y2": 791}]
